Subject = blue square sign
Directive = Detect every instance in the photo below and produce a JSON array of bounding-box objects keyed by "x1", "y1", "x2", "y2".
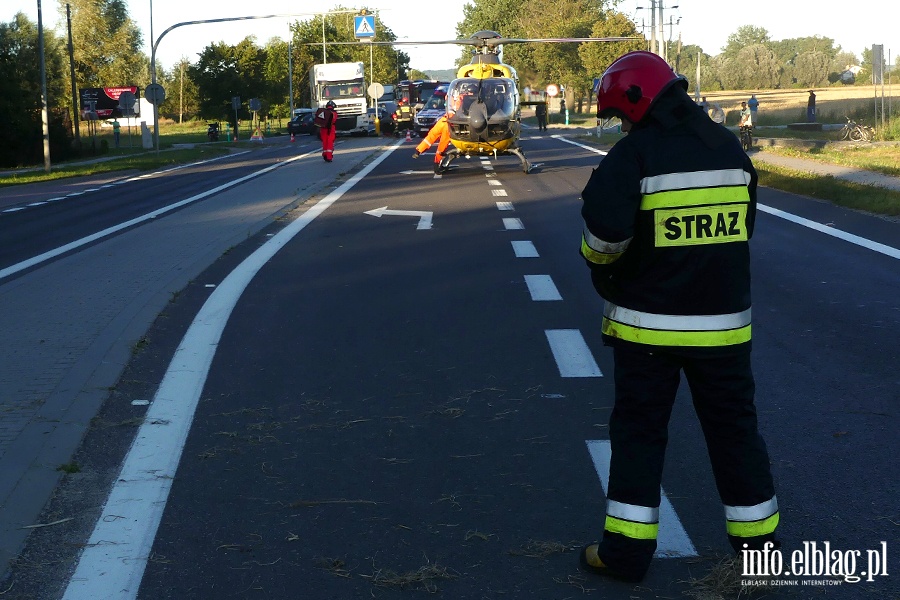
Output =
[{"x1": 354, "y1": 15, "x2": 375, "y2": 39}]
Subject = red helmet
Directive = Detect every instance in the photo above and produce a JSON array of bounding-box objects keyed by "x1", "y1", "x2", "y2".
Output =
[{"x1": 596, "y1": 51, "x2": 687, "y2": 122}]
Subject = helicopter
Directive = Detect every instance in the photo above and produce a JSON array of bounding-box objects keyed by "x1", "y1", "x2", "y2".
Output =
[{"x1": 316, "y1": 30, "x2": 639, "y2": 174}]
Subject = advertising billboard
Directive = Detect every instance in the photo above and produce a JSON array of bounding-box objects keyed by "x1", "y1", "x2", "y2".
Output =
[{"x1": 80, "y1": 86, "x2": 141, "y2": 119}]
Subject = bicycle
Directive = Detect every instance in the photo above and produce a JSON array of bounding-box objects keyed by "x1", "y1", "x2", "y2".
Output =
[
  {"x1": 839, "y1": 116, "x2": 874, "y2": 142},
  {"x1": 739, "y1": 125, "x2": 753, "y2": 151}
]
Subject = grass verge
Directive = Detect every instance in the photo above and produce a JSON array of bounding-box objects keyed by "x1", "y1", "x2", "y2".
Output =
[{"x1": 755, "y1": 162, "x2": 900, "y2": 217}]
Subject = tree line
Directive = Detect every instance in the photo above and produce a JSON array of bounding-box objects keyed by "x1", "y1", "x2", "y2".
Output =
[{"x1": 1, "y1": 0, "x2": 888, "y2": 167}]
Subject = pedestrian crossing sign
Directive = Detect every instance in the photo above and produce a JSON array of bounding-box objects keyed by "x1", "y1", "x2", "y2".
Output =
[{"x1": 354, "y1": 15, "x2": 375, "y2": 39}]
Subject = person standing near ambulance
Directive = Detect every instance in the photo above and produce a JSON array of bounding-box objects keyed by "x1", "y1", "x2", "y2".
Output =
[
  {"x1": 315, "y1": 100, "x2": 338, "y2": 162},
  {"x1": 578, "y1": 51, "x2": 779, "y2": 582}
]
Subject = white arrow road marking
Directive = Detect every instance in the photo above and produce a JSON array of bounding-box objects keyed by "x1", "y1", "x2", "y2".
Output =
[
  {"x1": 365, "y1": 206, "x2": 433, "y2": 230},
  {"x1": 586, "y1": 440, "x2": 698, "y2": 558}
]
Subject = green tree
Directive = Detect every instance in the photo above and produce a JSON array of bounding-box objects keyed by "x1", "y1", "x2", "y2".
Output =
[
  {"x1": 457, "y1": 0, "x2": 527, "y2": 69},
  {"x1": 578, "y1": 11, "x2": 644, "y2": 110},
  {"x1": 722, "y1": 25, "x2": 771, "y2": 61},
  {"x1": 59, "y1": 0, "x2": 145, "y2": 88},
  {"x1": 159, "y1": 57, "x2": 199, "y2": 122},
  {"x1": 793, "y1": 50, "x2": 831, "y2": 87},
  {"x1": 287, "y1": 8, "x2": 403, "y2": 108},
  {"x1": 189, "y1": 41, "x2": 245, "y2": 121},
  {"x1": 0, "y1": 12, "x2": 71, "y2": 167}
]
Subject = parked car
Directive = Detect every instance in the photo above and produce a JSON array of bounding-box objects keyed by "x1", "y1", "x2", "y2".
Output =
[
  {"x1": 413, "y1": 88, "x2": 448, "y2": 137},
  {"x1": 287, "y1": 111, "x2": 317, "y2": 136}
]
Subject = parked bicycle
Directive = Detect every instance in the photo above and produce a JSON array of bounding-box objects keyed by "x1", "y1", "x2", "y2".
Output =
[
  {"x1": 739, "y1": 125, "x2": 753, "y2": 152},
  {"x1": 839, "y1": 116, "x2": 874, "y2": 142}
]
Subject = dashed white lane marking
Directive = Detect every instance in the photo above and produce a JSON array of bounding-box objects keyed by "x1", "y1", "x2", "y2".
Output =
[
  {"x1": 524, "y1": 274, "x2": 562, "y2": 301},
  {"x1": 585, "y1": 440, "x2": 698, "y2": 558},
  {"x1": 511, "y1": 240, "x2": 539, "y2": 258},
  {"x1": 503, "y1": 218, "x2": 524, "y2": 230},
  {"x1": 59, "y1": 140, "x2": 406, "y2": 600},
  {"x1": 491, "y1": 189, "x2": 507, "y2": 196},
  {"x1": 544, "y1": 329, "x2": 603, "y2": 377},
  {"x1": 488, "y1": 179, "x2": 502, "y2": 186},
  {"x1": 2, "y1": 207, "x2": 26, "y2": 213},
  {"x1": 496, "y1": 201, "x2": 514, "y2": 211},
  {"x1": 26, "y1": 202, "x2": 47, "y2": 207}
]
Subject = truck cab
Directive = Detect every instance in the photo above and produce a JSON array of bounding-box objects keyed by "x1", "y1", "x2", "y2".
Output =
[{"x1": 309, "y1": 63, "x2": 368, "y2": 135}]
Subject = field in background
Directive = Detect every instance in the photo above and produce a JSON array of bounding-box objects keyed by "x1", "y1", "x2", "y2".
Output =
[{"x1": 692, "y1": 85, "x2": 895, "y2": 127}]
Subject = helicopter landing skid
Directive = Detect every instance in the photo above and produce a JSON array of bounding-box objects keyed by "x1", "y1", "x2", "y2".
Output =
[{"x1": 508, "y1": 147, "x2": 533, "y2": 174}]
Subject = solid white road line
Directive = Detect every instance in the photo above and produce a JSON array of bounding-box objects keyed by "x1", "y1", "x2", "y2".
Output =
[
  {"x1": 60, "y1": 141, "x2": 404, "y2": 600},
  {"x1": 544, "y1": 329, "x2": 603, "y2": 377},
  {"x1": 511, "y1": 240, "x2": 539, "y2": 258},
  {"x1": 554, "y1": 134, "x2": 898, "y2": 260},
  {"x1": 757, "y1": 204, "x2": 900, "y2": 259},
  {"x1": 0, "y1": 152, "x2": 308, "y2": 281},
  {"x1": 586, "y1": 440, "x2": 698, "y2": 558},
  {"x1": 524, "y1": 274, "x2": 562, "y2": 301}
]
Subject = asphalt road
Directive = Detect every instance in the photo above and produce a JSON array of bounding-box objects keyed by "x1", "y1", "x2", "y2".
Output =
[{"x1": 1, "y1": 133, "x2": 898, "y2": 599}]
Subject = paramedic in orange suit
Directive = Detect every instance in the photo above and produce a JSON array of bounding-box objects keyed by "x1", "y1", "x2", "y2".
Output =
[{"x1": 413, "y1": 111, "x2": 454, "y2": 176}]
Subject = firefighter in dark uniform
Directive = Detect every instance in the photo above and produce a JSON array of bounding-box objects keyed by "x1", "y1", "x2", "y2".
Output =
[{"x1": 578, "y1": 51, "x2": 779, "y2": 582}]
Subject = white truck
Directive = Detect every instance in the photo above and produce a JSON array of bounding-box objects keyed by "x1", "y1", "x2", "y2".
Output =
[{"x1": 309, "y1": 62, "x2": 369, "y2": 135}]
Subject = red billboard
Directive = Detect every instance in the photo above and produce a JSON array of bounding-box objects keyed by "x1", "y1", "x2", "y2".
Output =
[{"x1": 80, "y1": 86, "x2": 141, "y2": 119}]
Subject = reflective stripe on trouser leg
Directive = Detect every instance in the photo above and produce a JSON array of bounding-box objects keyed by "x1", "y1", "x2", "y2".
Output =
[
  {"x1": 682, "y1": 352, "x2": 779, "y2": 551},
  {"x1": 596, "y1": 346, "x2": 682, "y2": 578},
  {"x1": 604, "y1": 500, "x2": 660, "y2": 540}
]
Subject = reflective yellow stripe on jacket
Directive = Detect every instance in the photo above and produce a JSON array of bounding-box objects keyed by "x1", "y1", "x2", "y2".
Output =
[
  {"x1": 581, "y1": 229, "x2": 631, "y2": 265},
  {"x1": 641, "y1": 169, "x2": 752, "y2": 248},
  {"x1": 602, "y1": 302, "x2": 752, "y2": 347}
]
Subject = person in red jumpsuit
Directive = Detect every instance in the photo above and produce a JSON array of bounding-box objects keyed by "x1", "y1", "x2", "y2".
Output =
[
  {"x1": 413, "y1": 110, "x2": 454, "y2": 176},
  {"x1": 315, "y1": 100, "x2": 338, "y2": 162}
]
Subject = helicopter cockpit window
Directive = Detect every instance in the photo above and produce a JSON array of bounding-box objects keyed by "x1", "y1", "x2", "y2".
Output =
[{"x1": 448, "y1": 78, "x2": 516, "y2": 121}]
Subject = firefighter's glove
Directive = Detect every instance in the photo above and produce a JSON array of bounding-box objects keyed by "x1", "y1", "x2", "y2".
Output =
[{"x1": 412, "y1": 151, "x2": 421, "y2": 159}]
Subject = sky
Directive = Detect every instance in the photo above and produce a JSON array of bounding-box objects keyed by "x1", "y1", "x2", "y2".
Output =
[{"x1": 6, "y1": 0, "x2": 896, "y2": 73}]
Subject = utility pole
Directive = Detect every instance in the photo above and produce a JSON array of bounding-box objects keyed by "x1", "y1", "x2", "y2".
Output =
[
  {"x1": 650, "y1": 0, "x2": 657, "y2": 55},
  {"x1": 37, "y1": 0, "x2": 51, "y2": 172},
  {"x1": 66, "y1": 4, "x2": 80, "y2": 150},
  {"x1": 288, "y1": 40, "x2": 294, "y2": 115},
  {"x1": 659, "y1": 1, "x2": 666, "y2": 62}
]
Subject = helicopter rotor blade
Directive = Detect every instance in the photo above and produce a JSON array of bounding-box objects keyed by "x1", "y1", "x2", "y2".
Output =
[
  {"x1": 303, "y1": 36, "x2": 641, "y2": 47},
  {"x1": 482, "y1": 37, "x2": 642, "y2": 46}
]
